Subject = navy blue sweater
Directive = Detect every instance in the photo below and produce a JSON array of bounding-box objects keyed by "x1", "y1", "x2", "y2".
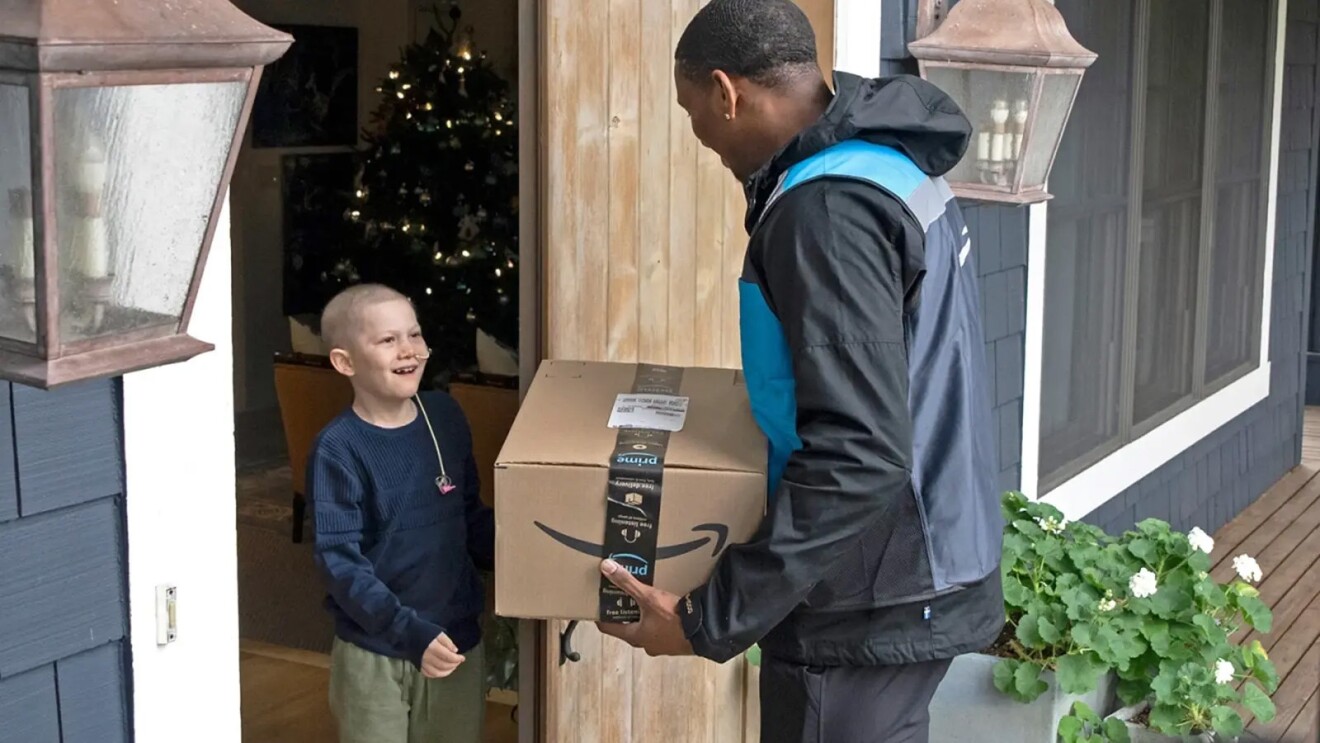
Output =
[{"x1": 308, "y1": 391, "x2": 495, "y2": 668}]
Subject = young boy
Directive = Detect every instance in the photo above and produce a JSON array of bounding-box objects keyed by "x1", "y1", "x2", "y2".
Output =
[{"x1": 308, "y1": 283, "x2": 495, "y2": 743}]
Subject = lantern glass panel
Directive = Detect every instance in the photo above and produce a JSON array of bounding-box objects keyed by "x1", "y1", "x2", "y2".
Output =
[
  {"x1": 0, "y1": 84, "x2": 35, "y2": 344},
  {"x1": 52, "y1": 80, "x2": 245, "y2": 343},
  {"x1": 923, "y1": 66, "x2": 1036, "y2": 190},
  {"x1": 1019, "y1": 73, "x2": 1081, "y2": 189}
]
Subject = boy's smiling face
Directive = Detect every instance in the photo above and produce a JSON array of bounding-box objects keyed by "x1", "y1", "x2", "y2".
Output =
[{"x1": 334, "y1": 297, "x2": 428, "y2": 401}]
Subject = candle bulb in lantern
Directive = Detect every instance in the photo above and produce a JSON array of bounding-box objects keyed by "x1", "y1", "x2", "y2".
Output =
[
  {"x1": 1012, "y1": 99, "x2": 1029, "y2": 160},
  {"x1": 77, "y1": 138, "x2": 110, "y2": 279},
  {"x1": 977, "y1": 132, "x2": 991, "y2": 161},
  {"x1": 990, "y1": 99, "x2": 1009, "y2": 163},
  {"x1": 77, "y1": 139, "x2": 107, "y2": 194}
]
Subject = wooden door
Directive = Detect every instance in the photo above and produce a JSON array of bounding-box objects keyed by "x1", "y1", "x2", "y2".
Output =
[{"x1": 532, "y1": 0, "x2": 835, "y2": 740}]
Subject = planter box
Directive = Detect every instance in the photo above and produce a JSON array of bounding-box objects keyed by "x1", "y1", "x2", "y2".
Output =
[
  {"x1": 1108, "y1": 704, "x2": 1215, "y2": 743},
  {"x1": 929, "y1": 653, "x2": 1116, "y2": 743}
]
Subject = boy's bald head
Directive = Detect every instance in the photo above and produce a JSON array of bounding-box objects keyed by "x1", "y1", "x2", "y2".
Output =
[{"x1": 320, "y1": 283, "x2": 412, "y2": 351}]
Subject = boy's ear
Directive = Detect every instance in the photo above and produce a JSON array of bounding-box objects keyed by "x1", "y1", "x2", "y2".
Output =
[{"x1": 329, "y1": 347, "x2": 356, "y2": 377}]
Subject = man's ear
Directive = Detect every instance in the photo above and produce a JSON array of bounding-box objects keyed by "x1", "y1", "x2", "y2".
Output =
[
  {"x1": 712, "y1": 69, "x2": 739, "y2": 120},
  {"x1": 329, "y1": 347, "x2": 356, "y2": 377}
]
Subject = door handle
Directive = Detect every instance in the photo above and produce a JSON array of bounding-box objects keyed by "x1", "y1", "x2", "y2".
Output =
[{"x1": 559, "y1": 620, "x2": 582, "y2": 665}]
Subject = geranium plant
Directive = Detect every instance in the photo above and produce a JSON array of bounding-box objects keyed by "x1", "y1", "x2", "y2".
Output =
[
  {"x1": 995, "y1": 493, "x2": 1281, "y2": 740},
  {"x1": 1096, "y1": 518, "x2": 1279, "y2": 739},
  {"x1": 994, "y1": 491, "x2": 1144, "y2": 702}
]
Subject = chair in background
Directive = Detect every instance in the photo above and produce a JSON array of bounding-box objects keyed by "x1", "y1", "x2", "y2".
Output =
[{"x1": 272, "y1": 352, "x2": 354, "y2": 543}]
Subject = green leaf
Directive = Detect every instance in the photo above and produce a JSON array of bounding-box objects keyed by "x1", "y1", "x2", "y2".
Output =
[
  {"x1": 1239, "y1": 595, "x2": 1274, "y2": 633},
  {"x1": 1252, "y1": 655, "x2": 1280, "y2": 693},
  {"x1": 1242, "y1": 682, "x2": 1277, "y2": 722},
  {"x1": 1211, "y1": 706, "x2": 1244, "y2": 738},
  {"x1": 1038, "y1": 615, "x2": 1063, "y2": 645},
  {"x1": 1069, "y1": 701, "x2": 1100, "y2": 724},
  {"x1": 1147, "y1": 703, "x2": 1186, "y2": 735},
  {"x1": 1115, "y1": 629, "x2": 1147, "y2": 664},
  {"x1": 1127, "y1": 538, "x2": 1157, "y2": 563},
  {"x1": 1003, "y1": 533, "x2": 1032, "y2": 563},
  {"x1": 1192, "y1": 613, "x2": 1229, "y2": 645},
  {"x1": 1116, "y1": 676, "x2": 1152, "y2": 707},
  {"x1": 1136, "y1": 519, "x2": 1172, "y2": 539},
  {"x1": 1057, "y1": 714, "x2": 1083, "y2": 743},
  {"x1": 1035, "y1": 538, "x2": 1065, "y2": 561},
  {"x1": 1003, "y1": 575, "x2": 1033, "y2": 607},
  {"x1": 1101, "y1": 718, "x2": 1131, "y2": 743},
  {"x1": 1017, "y1": 614, "x2": 1047, "y2": 650},
  {"x1": 1141, "y1": 619, "x2": 1172, "y2": 655},
  {"x1": 1056, "y1": 653, "x2": 1102, "y2": 695},
  {"x1": 1150, "y1": 584, "x2": 1193, "y2": 618},
  {"x1": 1151, "y1": 669, "x2": 1179, "y2": 704},
  {"x1": 993, "y1": 659, "x2": 1019, "y2": 697},
  {"x1": 1091, "y1": 626, "x2": 1142, "y2": 668},
  {"x1": 1002, "y1": 490, "x2": 1028, "y2": 514},
  {"x1": 1014, "y1": 661, "x2": 1051, "y2": 702},
  {"x1": 1014, "y1": 519, "x2": 1045, "y2": 538},
  {"x1": 1063, "y1": 587, "x2": 1099, "y2": 622},
  {"x1": 1057, "y1": 572, "x2": 1082, "y2": 591}
]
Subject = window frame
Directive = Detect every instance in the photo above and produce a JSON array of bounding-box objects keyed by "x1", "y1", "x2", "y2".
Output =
[{"x1": 1020, "y1": 0, "x2": 1283, "y2": 519}]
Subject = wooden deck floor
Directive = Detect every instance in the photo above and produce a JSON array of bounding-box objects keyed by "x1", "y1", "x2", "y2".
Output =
[{"x1": 1208, "y1": 408, "x2": 1320, "y2": 743}]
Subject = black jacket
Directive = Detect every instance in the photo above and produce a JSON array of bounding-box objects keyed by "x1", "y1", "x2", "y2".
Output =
[{"x1": 679, "y1": 72, "x2": 1005, "y2": 667}]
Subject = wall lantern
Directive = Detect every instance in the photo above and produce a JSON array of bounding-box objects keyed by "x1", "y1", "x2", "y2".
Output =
[
  {"x1": 908, "y1": 0, "x2": 1096, "y2": 204},
  {"x1": 0, "y1": 0, "x2": 291, "y2": 388}
]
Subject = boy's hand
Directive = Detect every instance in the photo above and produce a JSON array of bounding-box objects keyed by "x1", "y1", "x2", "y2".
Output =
[{"x1": 421, "y1": 633, "x2": 465, "y2": 678}]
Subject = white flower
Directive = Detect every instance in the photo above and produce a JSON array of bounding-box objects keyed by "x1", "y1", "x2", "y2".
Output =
[
  {"x1": 1036, "y1": 515, "x2": 1069, "y2": 535},
  {"x1": 1129, "y1": 568, "x2": 1159, "y2": 599},
  {"x1": 1215, "y1": 659, "x2": 1235, "y2": 685},
  {"x1": 1188, "y1": 527, "x2": 1215, "y2": 554},
  {"x1": 1098, "y1": 598, "x2": 1118, "y2": 613},
  {"x1": 1233, "y1": 554, "x2": 1263, "y2": 583}
]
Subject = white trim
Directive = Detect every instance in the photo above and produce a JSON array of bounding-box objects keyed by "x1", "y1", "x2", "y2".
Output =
[
  {"x1": 1260, "y1": 0, "x2": 1287, "y2": 372},
  {"x1": 1019, "y1": 201, "x2": 1049, "y2": 501},
  {"x1": 124, "y1": 196, "x2": 241, "y2": 742},
  {"x1": 1041, "y1": 365, "x2": 1271, "y2": 521},
  {"x1": 1020, "y1": 0, "x2": 1286, "y2": 519},
  {"x1": 833, "y1": 0, "x2": 882, "y2": 78}
]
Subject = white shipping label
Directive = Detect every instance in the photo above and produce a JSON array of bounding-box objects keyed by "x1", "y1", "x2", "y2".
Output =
[{"x1": 607, "y1": 393, "x2": 691, "y2": 432}]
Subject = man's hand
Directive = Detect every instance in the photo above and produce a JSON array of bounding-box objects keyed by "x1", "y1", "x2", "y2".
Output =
[
  {"x1": 595, "y1": 559, "x2": 695, "y2": 657},
  {"x1": 421, "y1": 632, "x2": 465, "y2": 679}
]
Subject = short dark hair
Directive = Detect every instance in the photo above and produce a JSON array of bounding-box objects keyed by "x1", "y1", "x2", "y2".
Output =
[{"x1": 675, "y1": 0, "x2": 819, "y2": 88}]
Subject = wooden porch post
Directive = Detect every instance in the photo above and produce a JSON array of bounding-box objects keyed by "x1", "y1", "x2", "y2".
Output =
[{"x1": 530, "y1": 1, "x2": 839, "y2": 739}]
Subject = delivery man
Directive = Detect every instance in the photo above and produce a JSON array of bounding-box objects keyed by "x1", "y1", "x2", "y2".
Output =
[{"x1": 597, "y1": 1, "x2": 1005, "y2": 741}]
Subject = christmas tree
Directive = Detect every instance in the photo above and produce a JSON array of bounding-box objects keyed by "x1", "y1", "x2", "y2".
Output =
[{"x1": 340, "y1": 2, "x2": 519, "y2": 378}]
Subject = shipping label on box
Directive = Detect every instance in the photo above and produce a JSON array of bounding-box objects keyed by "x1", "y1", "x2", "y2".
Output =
[{"x1": 493, "y1": 360, "x2": 767, "y2": 621}]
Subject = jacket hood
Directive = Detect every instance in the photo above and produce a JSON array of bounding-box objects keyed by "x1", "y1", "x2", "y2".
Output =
[{"x1": 744, "y1": 71, "x2": 972, "y2": 229}]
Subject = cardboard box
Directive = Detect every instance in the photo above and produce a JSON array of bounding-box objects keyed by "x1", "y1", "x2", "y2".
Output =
[{"x1": 494, "y1": 360, "x2": 767, "y2": 621}]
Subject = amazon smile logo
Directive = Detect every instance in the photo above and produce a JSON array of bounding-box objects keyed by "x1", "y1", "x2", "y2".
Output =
[{"x1": 533, "y1": 522, "x2": 730, "y2": 560}]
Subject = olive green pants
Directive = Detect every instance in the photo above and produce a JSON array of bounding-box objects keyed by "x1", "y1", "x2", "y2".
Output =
[{"x1": 329, "y1": 637, "x2": 486, "y2": 743}]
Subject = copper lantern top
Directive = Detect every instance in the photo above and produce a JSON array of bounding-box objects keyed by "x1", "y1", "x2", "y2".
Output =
[
  {"x1": 907, "y1": 0, "x2": 1097, "y2": 69},
  {"x1": 0, "y1": 0, "x2": 291, "y2": 72}
]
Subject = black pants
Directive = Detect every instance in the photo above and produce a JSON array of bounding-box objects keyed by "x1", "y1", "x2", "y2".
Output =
[{"x1": 759, "y1": 655, "x2": 952, "y2": 743}]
